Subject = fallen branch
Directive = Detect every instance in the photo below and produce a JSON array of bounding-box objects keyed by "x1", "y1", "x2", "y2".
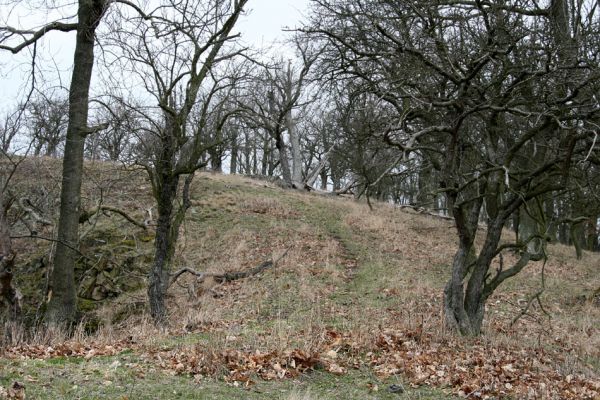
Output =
[
  {"x1": 79, "y1": 205, "x2": 147, "y2": 230},
  {"x1": 170, "y1": 248, "x2": 290, "y2": 288},
  {"x1": 18, "y1": 197, "x2": 53, "y2": 226},
  {"x1": 398, "y1": 204, "x2": 454, "y2": 221}
]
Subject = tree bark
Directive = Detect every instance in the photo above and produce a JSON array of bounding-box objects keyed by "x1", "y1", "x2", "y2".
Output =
[
  {"x1": 275, "y1": 133, "x2": 293, "y2": 187},
  {"x1": 587, "y1": 216, "x2": 599, "y2": 251},
  {"x1": 230, "y1": 130, "x2": 238, "y2": 175},
  {"x1": 288, "y1": 113, "x2": 302, "y2": 187},
  {"x1": 147, "y1": 120, "x2": 181, "y2": 324},
  {"x1": 519, "y1": 202, "x2": 543, "y2": 253},
  {"x1": 147, "y1": 173, "x2": 179, "y2": 324},
  {"x1": 0, "y1": 193, "x2": 22, "y2": 323},
  {"x1": 46, "y1": 0, "x2": 106, "y2": 328},
  {"x1": 320, "y1": 169, "x2": 328, "y2": 190},
  {"x1": 571, "y1": 220, "x2": 585, "y2": 260}
]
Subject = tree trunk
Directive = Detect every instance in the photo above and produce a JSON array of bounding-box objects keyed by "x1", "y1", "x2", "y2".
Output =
[
  {"x1": 275, "y1": 133, "x2": 292, "y2": 187},
  {"x1": 444, "y1": 222, "x2": 507, "y2": 336},
  {"x1": 209, "y1": 149, "x2": 222, "y2": 173},
  {"x1": 444, "y1": 241, "x2": 479, "y2": 335},
  {"x1": 147, "y1": 173, "x2": 179, "y2": 324},
  {"x1": 320, "y1": 169, "x2": 328, "y2": 190},
  {"x1": 331, "y1": 163, "x2": 341, "y2": 191},
  {"x1": 288, "y1": 113, "x2": 302, "y2": 186},
  {"x1": 519, "y1": 202, "x2": 543, "y2": 253},
  {"x1": 571, "y1": 221, "x2": 585, "y2": 260},
  {"x1": 46, "y1": 0, "x2": 105, "y2": 328},
  {"x1": 230, "y1": 133, "x2": 238, "y2": 175},
  {"x1": 252, "y1": 141, "x2": 258, "y2": 175},
  {"x1": 544, "y1": 196, "x2": 557, "y2": 242},
  {"x1": 443, "y1": 196, "x2": 491, "y2": 336},
  {"x1": 0, "y1": 193, "x2": 22, "y2": 325},
  {"x1": 268, "y1": 141, "x2": 277, "y2": 176},
  {"x1": 416, "y1": 165, "x2": 432, "y2": 207},
  {"x1": 559, "y1": 220, "x2": 569, "y2": 244},
  {"x1": 261, "y1": 132, "x2": 269, "y2": 176},
  {"x1": 244, "y1": 131, "x2": 251, "y2": 174},
  {"x1": 587, "y1": 216, "x2": 599, "y2": 251}
]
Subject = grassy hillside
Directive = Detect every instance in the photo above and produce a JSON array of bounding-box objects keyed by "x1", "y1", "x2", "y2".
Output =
[{"x1": 1, "y1": 159, "x2": 599, "y2": 399}]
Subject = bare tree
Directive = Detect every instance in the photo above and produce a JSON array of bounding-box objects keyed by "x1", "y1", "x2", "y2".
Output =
[
  {"x1": 306, "y1": 0, "x2": 600, "y2": 335},
  {"x1": 26, "y1": 94, "x2": 69, "y2": 157},
  {"x1": 104, "y1": 0, "x2": 249, "y2": 324},
  {"x1": 1, "y1": 0, "x2": 112, "y2": 327},
  {"x1": 239, "y1": 40, "x2": 320, "y2": 188},
  {"x1": 88, "y1": 100, "x2": 138, "y2": 162},
  {"x1": 0, "y1": 109, "x2": 22, "y2": 153}
]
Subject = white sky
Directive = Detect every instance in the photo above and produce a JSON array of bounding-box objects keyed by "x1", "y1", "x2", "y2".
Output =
[{"x1": 0, "y1": 0, "x2": 311, "y2": 111}]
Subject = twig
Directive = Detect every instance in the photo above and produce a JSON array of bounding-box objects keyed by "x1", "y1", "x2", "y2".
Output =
[
  {"x1": 510, "y1": 257, "x2": 550, "y2": 327},
  {"x1": 79, "y1": 205, "x2": 147, "y2": 230},
  {"x1": 9, "y1": 234, "x2": 94, "y2": 263}
]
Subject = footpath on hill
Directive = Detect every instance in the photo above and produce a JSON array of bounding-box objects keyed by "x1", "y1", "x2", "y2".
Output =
[{"x1": 1, "y1": 173, "x2": 599, "y2": 399}]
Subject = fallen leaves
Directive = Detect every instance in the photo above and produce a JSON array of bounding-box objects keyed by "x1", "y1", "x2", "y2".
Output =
[
  {"x1": 0, "y1": 382, "x2": 25, "y2": 400},
  {"x1": 149, "y1": 346, "x2": 322, "y2": 387},
  {"x1": 2, "y1": 340, "x2": 131, "y2": 360},
  {"x1": 369, "y1": 328, "x2": 600, "y2": 399}
]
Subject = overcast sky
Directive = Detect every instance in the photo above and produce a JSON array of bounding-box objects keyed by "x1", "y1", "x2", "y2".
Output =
[{"x1": 0, "y1": 0, "x2": 311, "y2": 111}]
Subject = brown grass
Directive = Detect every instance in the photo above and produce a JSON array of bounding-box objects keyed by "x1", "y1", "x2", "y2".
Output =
[{"x1": 2, "y1": 162, "x2": 599, "y2": 398}]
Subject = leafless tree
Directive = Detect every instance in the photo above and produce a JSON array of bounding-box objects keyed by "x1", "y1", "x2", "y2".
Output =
[
  {"x1": 87, "y1": 100, "x2": 139, "y2": 162},
  {"x1": 306, "y1": 0, "x2": 600, "y2": 335},
  {"x1": 238, "y1": 39, "x2": 321, "y2": 188},
  {"x1": 104, "y1": 0, "x2": 249, "y2": 323},
  {"x1": 1, "y1": 0, "x2": 112, "y2": 327},
  {"x1": 0, "y1": 109, "x2": 23, "y2": 153},
  {"x1": 25, "y1": 94, "x2": 69, "y2": 157}
]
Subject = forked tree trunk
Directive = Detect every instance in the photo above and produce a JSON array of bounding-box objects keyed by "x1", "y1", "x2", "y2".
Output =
[
  {"x1": 444, "y1": 198, "x2": 532, "y2": 336},
  {"x1": 443, "y1": 197, "x2": 493, "y2": 336},
  {"x1": 46, "y1": 0, "x2": 106, "y2": 328},
  {"x1": 444, "y1": 242, "x2": 480, "y2": 335}
]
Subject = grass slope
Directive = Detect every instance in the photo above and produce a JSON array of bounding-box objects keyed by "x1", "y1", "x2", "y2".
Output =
[{"x1": 1, "y1": 162, "x2": 599, "y2": 399}]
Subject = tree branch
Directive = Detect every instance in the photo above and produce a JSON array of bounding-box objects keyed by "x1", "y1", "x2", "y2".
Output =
[
  {"x1": 79, "y1": 205, "x2": 147, "y2": 230},
  {"x1": 0, "y1": 22, "x2": 78, "y2": 54}
]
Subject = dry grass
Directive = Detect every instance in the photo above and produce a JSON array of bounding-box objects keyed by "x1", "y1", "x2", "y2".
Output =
[
  {"x1": 284, "y1": 390, "x2": 319, "y2": 400},
  {"x1": 2, "y1": 163, "x2": 599, "y2": 398},
  {"x1": 174, "y1": 174, "x2": 598, "y2": 381},
  {"x1": 333, "y1": 195, "x2": 600, "y2": 378}
]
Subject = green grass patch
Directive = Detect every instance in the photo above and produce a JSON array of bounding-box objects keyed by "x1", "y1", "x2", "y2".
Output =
[{"x1": 0, "y1": 355, "x2": 457, "y2": 399}]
